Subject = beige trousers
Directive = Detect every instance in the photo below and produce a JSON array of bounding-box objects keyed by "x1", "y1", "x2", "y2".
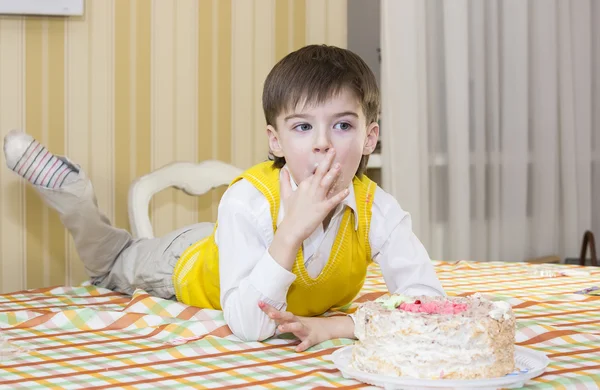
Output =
[{"x1": 34, "y1": 165, "x2": 213, "y2": 299}]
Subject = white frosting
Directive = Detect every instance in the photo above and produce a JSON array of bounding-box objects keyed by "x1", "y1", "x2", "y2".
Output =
[
  {"x1": 352, "y1": 295, "x2": 516, "y2": 380},
  {"x1": 489, "y1": 301, "x2": 511, "y2": 321},
  {"x1": 353, "y1": 311, "x2": 494, "y2": 378}
]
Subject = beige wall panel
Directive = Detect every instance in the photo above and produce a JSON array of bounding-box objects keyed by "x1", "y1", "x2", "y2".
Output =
[
  {"x1": 327, "y1": 0, "x2": 347, "y2": 48},
  {"x1": 88, "y1": 0, "x2": 115, "y2": 222},
  {"x1": 64, "y1": 3, "x2": 91, "y2": 286},
  {"x1": 174, "y1": 0, "x2": 200, "y2": 230},
  {"x1": 231, "y1": 0, "x2": 255, "y2": 169},
  {"x1": 253, "y1": 0, "x2": 275, "y2": 163},
  {"x1": 305, "y1": 0, "x2": 327, "y2": 44},
  {"x1": 150, "y1": 0, "x2": 176, "y2": 237},
  {"x1": 47, "y1": 18, "x2": 67, "y2": 287},
  {"x1": 0, "y1": 18, "x2": 26, "y2": 292}
]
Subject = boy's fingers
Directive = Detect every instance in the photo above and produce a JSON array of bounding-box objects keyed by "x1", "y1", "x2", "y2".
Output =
[
  {"x1": 313, "y1": 149, "x2": 335, "y2": 182},
  {"x1": 321, "y1": 163, "x2": 341, "y2": 194},
  {"x1": 258, "y1": 301, "x2": 276, "y2": 315},
  {"x1": 259, "y1": 302, "x2": 296, "y2": 322},
  {"x1": 326, "y1": 188, "x2": 350, "y2": 209},
  {"x1": 276, "y1": 310, "x2": 295, "y2": 322},
  {"x1": 280, "y1": 169, "x2": 293, "y2": 200},
  {"x1": 295, "y1": 339, "x2": 312, "y2": 352},
  {"x1": 279, "y1": 322, "x2": 303, "y2": 333}
]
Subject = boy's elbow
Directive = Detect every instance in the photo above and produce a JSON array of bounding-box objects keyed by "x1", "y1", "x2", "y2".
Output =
[
  {"x1": 224, "y1": 307, "x2": 276, "y2": 342},
  {"x1": 228, "y1": 321, "x2": 275, "y2": 342}
]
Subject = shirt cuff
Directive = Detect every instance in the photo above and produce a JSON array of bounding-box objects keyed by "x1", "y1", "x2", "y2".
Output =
[
  {"x1": 348, "y1": 312, "x2": 356, "y2": 324},
  {"x1": 247, "y1": 250, "x2": 297, "y2": 304}
]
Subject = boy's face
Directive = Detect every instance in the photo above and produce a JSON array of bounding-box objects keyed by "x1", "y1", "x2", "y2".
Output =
[{"x1": 267, "y1": 87, "x2": 379, "y2": 190}]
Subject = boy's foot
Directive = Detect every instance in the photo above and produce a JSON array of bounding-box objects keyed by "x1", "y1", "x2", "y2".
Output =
[{"x1": 3, "y1": 129, "x2": 79, "y2": 188}]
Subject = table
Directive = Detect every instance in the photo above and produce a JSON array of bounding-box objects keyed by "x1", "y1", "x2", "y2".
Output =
[{"x1": 1, "y1": 261, "x2": 599, "y2": 389}]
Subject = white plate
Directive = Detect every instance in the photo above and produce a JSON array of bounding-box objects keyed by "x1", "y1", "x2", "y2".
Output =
[{"x1": 332, "y1": 345, "x2": 549, "y2": 390}]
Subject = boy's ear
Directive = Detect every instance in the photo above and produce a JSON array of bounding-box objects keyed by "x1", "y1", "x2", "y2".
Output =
[
  {"x1": 267, "y1": 125, "x2": 284, "y2": 157},
  {"x1": 363, "y1": 121, "x2": 380, "y2": 155}
]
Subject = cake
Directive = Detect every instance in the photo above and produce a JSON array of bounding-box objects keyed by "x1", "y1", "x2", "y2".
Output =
[{"x1": 352, "y1": 294, "x2": 515, "y2": 379}]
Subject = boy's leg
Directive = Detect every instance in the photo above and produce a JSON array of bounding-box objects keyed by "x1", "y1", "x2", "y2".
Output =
[
  {"x1": 104, "y1": 222, "x2": 214, "y2": 298},
  {"x1": 3, "y1": 129, "x2": 132, "y2": 280}
]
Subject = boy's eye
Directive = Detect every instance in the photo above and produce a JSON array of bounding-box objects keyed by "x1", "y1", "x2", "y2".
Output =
[
  {"x1": 293, "y1": 123, "x2": 312, "y2": 131},
  {"x1": 334, "y1": 122, "x2": 352, "y2": 131}
]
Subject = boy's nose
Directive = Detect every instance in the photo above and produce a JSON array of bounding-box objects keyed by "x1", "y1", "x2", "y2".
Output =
[
  {"x1": 312, "y1": 131, "x2": 332, "y2": 153},
  {"x1": 313, "y1": 145, "x2": 331, "y2": 153}
]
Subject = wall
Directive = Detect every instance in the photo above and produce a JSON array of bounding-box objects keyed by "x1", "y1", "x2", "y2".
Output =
[
  {"x1": 347, "y1": 0, "x2": 381, "y2": 185},
  {"x1": 347, "y1": 0, "x2": 380, "y2": 86},
  {"x1": 0, "y1": 0, "x2": 347, "y2": 293}
]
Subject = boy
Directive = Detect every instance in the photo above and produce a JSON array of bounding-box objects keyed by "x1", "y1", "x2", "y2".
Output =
[{"x1": 3, "y1": 44, "x2": 444, "y2": 352}]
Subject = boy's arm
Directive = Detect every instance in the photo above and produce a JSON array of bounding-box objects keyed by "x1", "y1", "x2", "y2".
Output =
[
  {"x1": 266, "y1": 221, "x2": 303, "y2": 270},
  {"x1": 370, "y1": 188, "x2": 446, "y2": 297},
  {"x1": 217, "y1": 181, "x2": 298, "y2": 342}
]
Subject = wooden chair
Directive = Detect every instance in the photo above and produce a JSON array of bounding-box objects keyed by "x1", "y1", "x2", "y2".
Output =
[
  {"x1": 128, "y1": 160, "x2": 242, "y2": 239},
  {"x1": 578, "y1": 230, "x2": 598, "y2": 267}
]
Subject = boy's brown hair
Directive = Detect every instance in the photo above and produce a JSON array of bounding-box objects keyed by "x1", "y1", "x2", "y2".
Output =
[{"x1": 262, "y1": 44, "x2": 380, "y2": 176}]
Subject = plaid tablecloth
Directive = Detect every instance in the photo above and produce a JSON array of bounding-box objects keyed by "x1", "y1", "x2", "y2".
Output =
[{"x1": 1, "y1": 261, "x2": 599, "y2": 389}]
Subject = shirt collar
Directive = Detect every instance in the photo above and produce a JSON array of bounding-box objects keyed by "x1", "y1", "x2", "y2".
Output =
[{"x1": 281, "y1": 165, "x2": 359, "y2": 230}]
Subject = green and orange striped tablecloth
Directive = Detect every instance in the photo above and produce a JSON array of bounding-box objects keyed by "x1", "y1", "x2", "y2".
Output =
[{"x1": 0, "y1": 261, "x2": 599, "y2": 389}]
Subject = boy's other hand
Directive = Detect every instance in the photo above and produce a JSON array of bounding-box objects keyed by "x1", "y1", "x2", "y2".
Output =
[
  {"x1": 279, "y1": 148, "x2": 349, "y2": 244},
  {"x1": 258, "y1": 301, "x2": 330, "y2": 352}
]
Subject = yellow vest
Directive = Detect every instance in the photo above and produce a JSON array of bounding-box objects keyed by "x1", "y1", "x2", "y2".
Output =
[{"x1": 172, "y1": 161, "x2": 376, "y2": 316}]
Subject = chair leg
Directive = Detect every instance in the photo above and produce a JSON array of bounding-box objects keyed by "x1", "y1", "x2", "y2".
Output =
[{"x1": 579, "y1": 231, "x2": 598, "y2": 267}]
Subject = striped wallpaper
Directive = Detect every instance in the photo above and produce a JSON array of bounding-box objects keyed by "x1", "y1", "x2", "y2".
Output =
[{"x1": 0, "y1": 0, "x2": 347, "y2": 293}]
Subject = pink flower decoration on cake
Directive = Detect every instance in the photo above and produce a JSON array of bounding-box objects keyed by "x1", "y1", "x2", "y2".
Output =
[{"x1": 398, "y1": 300, "x2": 468, "y2": 315}]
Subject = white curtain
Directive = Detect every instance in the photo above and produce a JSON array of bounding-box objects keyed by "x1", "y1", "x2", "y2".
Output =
[{"x1": 381, "y1": 0, "x2": 600, "y2": 262}]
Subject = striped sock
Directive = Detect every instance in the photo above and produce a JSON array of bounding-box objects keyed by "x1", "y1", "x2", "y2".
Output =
[{"x1": 4, "y1": 129, "x2": 79, "y2": 188}]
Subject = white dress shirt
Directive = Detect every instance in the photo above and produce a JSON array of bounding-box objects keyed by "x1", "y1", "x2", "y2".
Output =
[{"x1": 214, "y1": 168, "x2": 445, "y2": 342}]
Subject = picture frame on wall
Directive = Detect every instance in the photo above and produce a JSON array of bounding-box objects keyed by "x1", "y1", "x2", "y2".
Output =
[{"x1": 0, "y1": 0, "x2": 84, "y2": 16}]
